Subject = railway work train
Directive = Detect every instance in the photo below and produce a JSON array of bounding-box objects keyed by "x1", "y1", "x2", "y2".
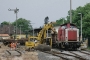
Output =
[
  {"x1": 53, "y1": 23, "x2": 81, "y2": 50},
  {"x1": 25, "y1": 22, "x2": 81, "y2": 50}
]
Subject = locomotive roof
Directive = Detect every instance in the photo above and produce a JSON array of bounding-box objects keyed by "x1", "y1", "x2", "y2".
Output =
[{"x1": 60, "y1": 23, "x2": 76, "y2": 26}]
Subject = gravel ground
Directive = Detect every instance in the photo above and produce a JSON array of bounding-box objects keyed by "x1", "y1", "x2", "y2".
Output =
[
  {"x1": 0, "y1": 44, "x2": 78, "y2": 60},
  {"x1": 0, "y1": 51, "x2": 39, "y2": 60},
  {"x1": 0, "y1": 43, "x2": 39, "y2": 60},
  {"x1": 0, "y1": 43, "x2": 61, "y2": 60},
  {"x1": 37, "y1": 51, "x2": 61, "y2": 60}
]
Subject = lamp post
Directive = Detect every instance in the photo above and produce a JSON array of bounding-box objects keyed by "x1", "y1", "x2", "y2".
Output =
[
  {"x1": 8, "y1": 8, "x2": 19, "y2": 39},
  {"x1": 78, "y1": 13, "x2": 82, "y2": 41},
  {"x1": 19, "y1": 25, "x2": 23, "y2": 39}
]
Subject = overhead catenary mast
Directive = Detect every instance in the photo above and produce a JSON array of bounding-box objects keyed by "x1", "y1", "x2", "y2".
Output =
[{"x1": 70, "y1": 0, "x2": 72, "y2": 23}]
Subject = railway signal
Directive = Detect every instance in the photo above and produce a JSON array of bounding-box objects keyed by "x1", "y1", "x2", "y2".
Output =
[{"x1": 8, "y1": 8, "x2": 19, "y2": 39}]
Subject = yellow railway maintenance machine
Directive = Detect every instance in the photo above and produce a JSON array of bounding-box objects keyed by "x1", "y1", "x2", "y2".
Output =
[{"x1": 25, "y1": 22, "x2": 57, "y2": 51}]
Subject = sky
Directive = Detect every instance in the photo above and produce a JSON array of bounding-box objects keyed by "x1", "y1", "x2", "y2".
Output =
[{"x1": 0, "y1": 0, "x2": 90, "y2": 28}]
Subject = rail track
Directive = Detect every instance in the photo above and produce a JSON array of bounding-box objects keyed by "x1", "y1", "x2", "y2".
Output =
[
  {"x1": 78, "y1": 50, "x2": 90, "y2": 55},
  {"x1": 41, "y1": 49, "x2": 90, "y2": 60},
  {"x1": 5, "y1": 50, "x2": 22, "y2": 56},
  {"x1": 69, "y1": 51, "x2": 87, "y2": 60},
  {"x1": 68, "y1": 50, "x2": 90, "y2": 60}
]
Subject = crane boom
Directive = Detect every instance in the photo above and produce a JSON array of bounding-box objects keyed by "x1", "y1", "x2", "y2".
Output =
[{"x1": 25, "y1": 22, "x2": 57, "y2": 50}]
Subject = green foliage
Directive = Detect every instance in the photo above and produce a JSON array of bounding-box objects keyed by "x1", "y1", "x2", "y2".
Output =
[
  {"x1": 53, "y1": 18, "x2": 67, "y2": 26},
  {"x1": 87, "y1": 46, "x2": 90, "y2": 50},
  {"x1": 12, "y1": 18, "x2": 32, "y2": 32},
  {"x1": 67, "y1": 3, "x2": 90, "y2": 38},
  {"x1": 54, "y1": 3, "x2": 90, "y2": 38},
  {"x1": 1, "y1": 21, "x2": 10, "y2": 25}
]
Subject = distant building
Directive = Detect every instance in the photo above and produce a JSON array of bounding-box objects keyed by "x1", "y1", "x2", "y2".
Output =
[
  {"x1": 0, "y1": 25, "x2": 24, "y2": 35},
  {"x1": 0, "y1": 34, "x2": 10, "y2": 39},
  {"x1": 12, "y1": 34, "x2": 26, "y2": 39},
  {"x1": 29, "y1": 27, "x2": 42, "y2": 36},
  {"x1": 54, "y1": 26, "x2": 60, "y2": 33}
]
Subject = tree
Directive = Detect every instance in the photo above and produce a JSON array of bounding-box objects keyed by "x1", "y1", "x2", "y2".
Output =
[
  {"x1": 1, "y1": 21, "x2": 10, "y2": 25},
  {"x1": 12, "y1": 18, "x2": 32, "y2": 32},
  {"x1": 54, "y1": 3, "x2": 90, "y2": 38},
  {"x1": 66, "y1": 3, "x2": 90, "y2": 38},
  {"x1": 53, "y1": 18, "x2": 66, "y2": 26}
]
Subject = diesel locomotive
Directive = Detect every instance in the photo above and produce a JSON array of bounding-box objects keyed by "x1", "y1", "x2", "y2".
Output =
[{"x1": 52, "y1": 23, "x2": 81, "y2": 50}]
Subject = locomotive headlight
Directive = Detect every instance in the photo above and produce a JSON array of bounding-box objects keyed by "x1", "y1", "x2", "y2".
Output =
[
  {"x1": 77, "y1": 42, "x2": 80, "y2": 46},
  {"x1": 65, "y1": 42, "x2": 69, "y2": 48},
  {"x1": 65, "y1": 42, "x2": 69, "y2": 45}
]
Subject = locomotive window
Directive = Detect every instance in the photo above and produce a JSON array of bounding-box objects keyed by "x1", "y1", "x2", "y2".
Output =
[
  {"x1": 65, "y1": 26, "x2": 67, "y2": 28},
  {"x1": 62, "y1": 26, "x2": 65, "y2": 29},
  {"x1": 70, "y1": 26, "x2": 75, "y2": 28}
]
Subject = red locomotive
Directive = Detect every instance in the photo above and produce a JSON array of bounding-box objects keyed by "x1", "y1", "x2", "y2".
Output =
[{"x1": 52, "y1": 23, "x2": 81, "y2": 50}]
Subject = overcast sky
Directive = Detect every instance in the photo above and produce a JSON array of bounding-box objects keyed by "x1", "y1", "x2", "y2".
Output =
[{"x1": 0, "y1": 0, "x2": 90, "y2": 28}]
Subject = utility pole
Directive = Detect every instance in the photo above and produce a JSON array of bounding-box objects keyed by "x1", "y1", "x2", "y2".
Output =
[
  {"x1": 62, "y1": 18, "x2": 64, "y2": 24},
  {"x1": 78, "y1": 13, "x2": 82, "y2": 41},
  {"x1": 8, "y1": 8, "x2": 19, "y2": 39},
  {"x1": 30, "y1": 23, "x2": 35, "y2": 41},
  {"x1": 14, "y1": 26, "x2": 16, "y2": 39},
  {"x1": 25, "y1": 30, "x2": 28, "y2": 38},
  {"x1": 31, "y1": 23, "x2": 34, "y2": 37},
  {"x1": 19, "y1": 25, "x2": 23, "y2": 39},
  {"x1": 30, "y1": 23, "x2": 35, "y2": 37},
  {"x1": 70, "y1": 0, "x2": 72, "y2": 23},
  {"x1": 8, "y1": 21, "x2": 10, "y2": 35},
  {"x1": 63, "y1": 19, "x2": 64, "y2": 24}
]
